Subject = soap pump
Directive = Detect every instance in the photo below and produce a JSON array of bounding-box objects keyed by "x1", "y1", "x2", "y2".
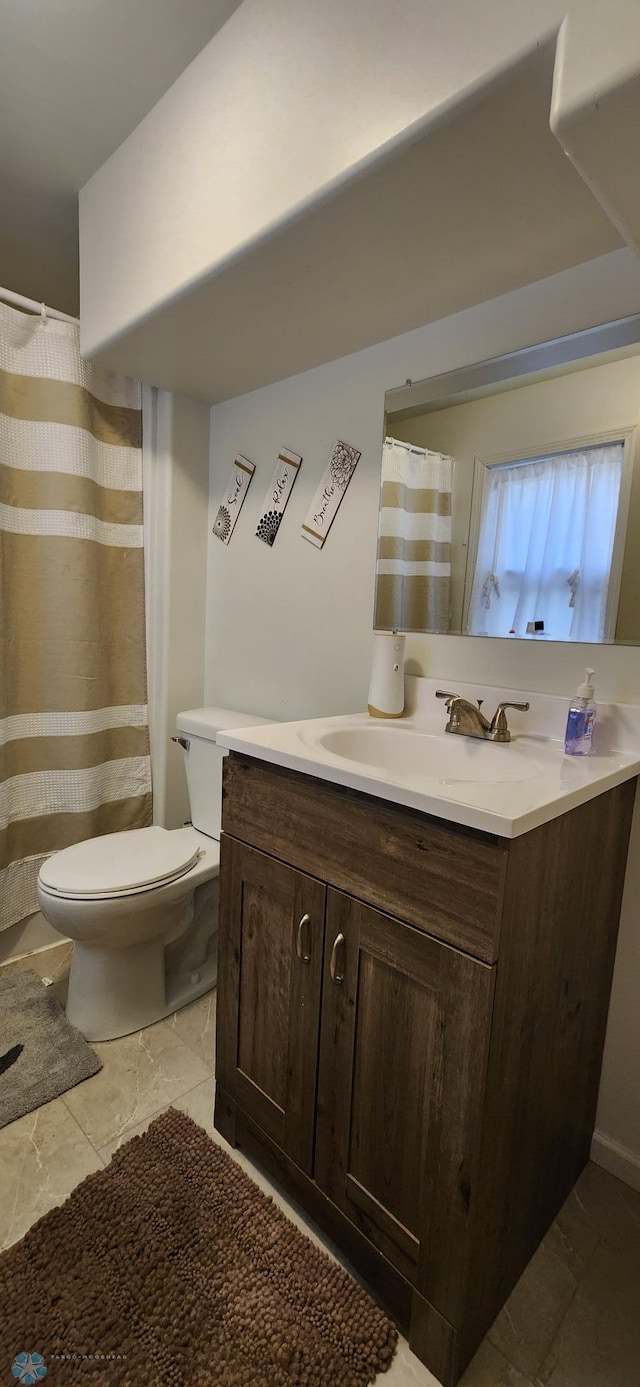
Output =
[{"x1": 564, "y1": 668, "x2": 597, "y2": 756}]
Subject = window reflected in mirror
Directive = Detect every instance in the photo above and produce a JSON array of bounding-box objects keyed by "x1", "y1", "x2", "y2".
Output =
[
  {"x1": 467, "y1": 441, "x2": 625, "y2": 642},
  {"x1": 375, "y1": 317, "x2": 640, "y2": 644}
]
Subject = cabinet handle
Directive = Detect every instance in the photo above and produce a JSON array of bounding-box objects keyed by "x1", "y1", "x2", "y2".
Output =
[
  {"x1": 330, "y1": 932, "x2": 345, "y2": 984},
  {"x1": 296, "y1": 913, "x2": 311, "y2": 963}
]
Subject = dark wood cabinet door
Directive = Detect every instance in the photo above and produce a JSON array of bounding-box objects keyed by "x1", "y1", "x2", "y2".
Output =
[
  {"x1": 315, "y1": 890, "x2": 494, "y2": 1324},
  {"x1": 216, "y1": 836, "x2": 326, "y2": 1175}
]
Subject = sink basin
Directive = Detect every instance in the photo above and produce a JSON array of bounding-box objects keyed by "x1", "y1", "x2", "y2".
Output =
[{"x1": 316, "y1": 725, "x2": 540, "y2": 783}]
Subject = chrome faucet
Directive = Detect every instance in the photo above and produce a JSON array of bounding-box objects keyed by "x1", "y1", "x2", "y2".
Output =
[{"x1": 435, "y1": 690, "x2": 530, "y2": 743}]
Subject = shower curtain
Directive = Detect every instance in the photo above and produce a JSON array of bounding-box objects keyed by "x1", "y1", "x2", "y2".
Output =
[
  {"x1": 0, "y1": 302, "x2": 152, "y2": 933},
  {"x1": 374, "y1": 436, "x2": 452, "y2": 632}
]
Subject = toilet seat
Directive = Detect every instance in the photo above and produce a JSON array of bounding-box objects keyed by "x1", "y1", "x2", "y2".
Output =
[{"x1": 38, "y1": 826, "x2": 204, "y2": 901}]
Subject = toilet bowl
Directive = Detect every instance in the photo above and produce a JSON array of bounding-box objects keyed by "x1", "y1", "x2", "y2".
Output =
[{"x1": 36, "y1": 707, "x2": 271, "y2": 1041}]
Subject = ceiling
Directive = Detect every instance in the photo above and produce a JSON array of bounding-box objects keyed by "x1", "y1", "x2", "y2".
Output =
[
  {"x1": 0, "y1": 0, "x2": 242, "y2": 315},
  {"x1": 89, "y1": 47, "x2": 623, "y2": 402}
]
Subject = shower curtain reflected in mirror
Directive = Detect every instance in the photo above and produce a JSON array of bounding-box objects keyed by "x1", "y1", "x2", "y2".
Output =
[
  {"x1": 0, "y1": 302, "x2": 152, "y2": 933},
  {"x1": 374, "y1": 436, "x2": 452, "y2": 632}
]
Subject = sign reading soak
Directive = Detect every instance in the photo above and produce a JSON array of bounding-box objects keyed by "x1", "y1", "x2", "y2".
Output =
[
  {"x1": 301, "y1": 440, "x2": 361, "y2": 549},
  {"x1": 256, "y1": 447, "x2": 303, "y2": 546},
  {"x1": 212, "y1": 455, "x2": 255, "y2": 545}
]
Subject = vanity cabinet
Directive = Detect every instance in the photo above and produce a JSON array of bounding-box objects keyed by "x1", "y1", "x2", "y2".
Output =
[
  {"x1": 215, "y1": 752, "x2": 636, "y2": 1386},
  {"x1": 216, "y1": 839, "x2": 325, "y2": 1176},
  {"x1": 315, "y1": 890, "x2": 493, "y2": 1307}
]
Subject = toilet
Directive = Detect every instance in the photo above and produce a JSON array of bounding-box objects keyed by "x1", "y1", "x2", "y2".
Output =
[{"x1": 37, "y1": 707, "x2": 270, "y2": 1042}]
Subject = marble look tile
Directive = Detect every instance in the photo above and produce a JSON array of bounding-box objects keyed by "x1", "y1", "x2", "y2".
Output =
[
  {"x1": 98, "y1": 1075, "x2": 217, "y2": 1163},
  {"x1": 63, "y1": 1019, "x2": 210, "y2": 1151},
  {"x1": 174, "y1": 1075, "x2": 216, "y2": 1132},
  {"x1": 488, "y1": 1222, "x2": 582, "y2": 1379},
  {"x1": 461, "y1": 1340, "x2": 534, "y2": 1386},
  {"x1": 553, "y1": 1183, "x2": 601, "y2": 1276},
  {"x1": 0, "y1": 1097, "x2": 102, "y2": 1250},
  {"x1": 166, "y1": 989, "x2": 216, "y2": 1072},
  {"x1": 569, "y1": 1161, "x2": 640, "y2": 1254},
  {"x1": 536, "y1": 1238, "x2": 640, "y2": 1386},
  {"x1": 49, "y1": 973, "x2": 69, "y2": 1008},
  {"x1": 39, "y1": 941, "x2": 74, "y2": 983},
  {"x1": 385, "y1": 1340, "x2": 441, "y2": 1385}
]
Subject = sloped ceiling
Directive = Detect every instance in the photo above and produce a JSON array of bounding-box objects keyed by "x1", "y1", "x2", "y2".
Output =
[
  {"x1": 88, "y1": 47, "x2": 622, "y2": 401},
  {"x1": 0, "y1": 0, "x2": 242, "y2": 314}
]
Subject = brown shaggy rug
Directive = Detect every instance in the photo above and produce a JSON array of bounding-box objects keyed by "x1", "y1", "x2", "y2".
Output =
[{"x1": 0, "y1": 1107, "x2": 398, "y2": 1385}]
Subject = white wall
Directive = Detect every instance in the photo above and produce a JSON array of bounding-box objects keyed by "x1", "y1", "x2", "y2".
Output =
[
  {"x1": 205, "y1": 247, "x2": 640, "y2": 1185},
  {"x1": 146, "y1": 390, "x2": 210, "y2": 829}
]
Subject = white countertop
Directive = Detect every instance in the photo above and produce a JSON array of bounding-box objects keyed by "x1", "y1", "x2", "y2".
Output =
[{"x1": 217, "y1": 677, "x2": 640, "y2": 839}]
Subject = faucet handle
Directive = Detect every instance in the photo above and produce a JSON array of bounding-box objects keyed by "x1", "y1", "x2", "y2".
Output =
[
  {"x1": 489, "y1": 700, "x2": 531, "y2": 739},
  {"x1": 435, "y1": 689, "x2": 460, "y2": 705}
]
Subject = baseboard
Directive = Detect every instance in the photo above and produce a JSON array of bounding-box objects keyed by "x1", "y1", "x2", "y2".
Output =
[
  {"x1": 0, "y1": 937, "x2": 72, "y2": 983},
  {"x1": 590, "y1": 1128, "x2": 640, "y2": 1192},
  {"x1": 0, "y1": 911, "x2": 67, "y2": 964}
]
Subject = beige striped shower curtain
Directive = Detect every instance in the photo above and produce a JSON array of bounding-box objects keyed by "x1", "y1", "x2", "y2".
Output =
[
  {"x1": 0, "y1": 302, "x2": 152, "y2": 932},
  {"x1": 374, "y1": 436, "x2": 452, "y2": 632}
]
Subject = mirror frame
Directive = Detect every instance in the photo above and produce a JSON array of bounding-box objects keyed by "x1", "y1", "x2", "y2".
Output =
[{"x1": 385, "y1": 313, "x2": 640, "y2": 421}]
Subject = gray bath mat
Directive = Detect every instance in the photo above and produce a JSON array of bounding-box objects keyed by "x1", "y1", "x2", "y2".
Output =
[{"x1": 0, "y1": 970, "x2": 101, "y2": 1128}]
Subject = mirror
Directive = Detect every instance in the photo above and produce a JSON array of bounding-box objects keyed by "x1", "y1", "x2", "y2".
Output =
[{"x1": 375, "y1": 315, "x2": 640, "y2": 643}]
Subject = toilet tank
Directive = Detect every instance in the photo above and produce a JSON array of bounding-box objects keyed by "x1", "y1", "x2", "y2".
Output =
[{"x1": 175, "y1": 707, "x2": 274, "y2": 839}]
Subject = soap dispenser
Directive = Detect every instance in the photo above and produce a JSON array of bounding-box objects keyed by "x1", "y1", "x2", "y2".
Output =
[{"x1": 564, "y1": 668, "x2": 597, "y2": 756}]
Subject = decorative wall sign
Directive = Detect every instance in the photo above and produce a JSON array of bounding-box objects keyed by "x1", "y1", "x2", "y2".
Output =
[
  {"x1": 301, "y1": 440, "x2": 361, "y2": 549},
  {"x1": 256, "y1": 447, "x2": 302, "y2": 546},
  {"x1": 212, "y1": 455, "x2": 255, "y2": 545}
]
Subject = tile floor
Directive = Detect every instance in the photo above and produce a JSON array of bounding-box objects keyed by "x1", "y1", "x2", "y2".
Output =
[{"x1": 2, "y1": 975, "x2": 640, "y2": 1386}]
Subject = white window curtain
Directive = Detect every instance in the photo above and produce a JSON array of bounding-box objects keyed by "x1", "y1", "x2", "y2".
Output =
[{"x1": 467, "y1": 443, "x2": 624, "y2": 641}]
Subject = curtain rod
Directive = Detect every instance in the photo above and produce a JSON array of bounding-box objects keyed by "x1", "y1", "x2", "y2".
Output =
[
  {"x1": 0, "y1": 284, "x2": 79, "y2": 327},
  {"x1": 384, "y1": 435, "x2": 452, "y2": 462},
  {"x1": 385, "y1": 435, "x2": 429, "y2": 456}
]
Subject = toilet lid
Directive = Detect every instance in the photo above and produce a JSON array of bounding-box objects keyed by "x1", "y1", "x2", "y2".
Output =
[{"x1": 38, "y1": 826, "x2": 202, "y2": 898}]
